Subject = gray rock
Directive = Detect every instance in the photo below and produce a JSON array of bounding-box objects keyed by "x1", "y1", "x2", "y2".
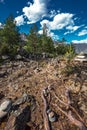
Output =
[
  {"x1": 4, "y1": 105, "x2": 30, "y2": 130},
  {"x1": 13, "y1": 93, "x2": 31, "y2": 106},
  {"x1": 0, "y1": 99, "x2": 12, "y2": 119},
  {"x1": 47, "y1": 109, "x2": 57, "y2": 122}
]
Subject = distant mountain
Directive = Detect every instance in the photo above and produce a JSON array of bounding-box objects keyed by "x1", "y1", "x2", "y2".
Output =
[{"x1": 73, "y1": 43, "x2": 87, "y2": 54}]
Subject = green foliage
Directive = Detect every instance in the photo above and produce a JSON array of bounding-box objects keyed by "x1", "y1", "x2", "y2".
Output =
[
  {"x1": 26, "y1": 24, "x2": 39, "y2": 53},
  {"x1": 55, "y1": 43, "x2": 75, "y2": 57},
  {"x1": 61, "y1": 63, "x2": 75, "y2": 76},
  {"x1": 0, "y1": 43, "x2": 9, "y2": 55},
  {"x1": 0, "y1": 17, "x2": 75, "y2": 59},
  {"x1": 25, "y1": 24, "x2": 55, "y2": 54},
  {"x1": 65, "y1": 44, "x2": 75, "y2": 63},
  {"x1": 23, "y1": 45, "x2": 32, "y2": 53},
  {"x1": 56, "y1": 44, "x2": 67, "y2": 55},
  {"x1": 41, "y1": 35, "x2": 54, "y2": 53},
  {"x1": 0, "y1": 15, "x2": 20, "y2": 57},
  {"x1": 2, "y1": 15, "x2": 20, "y2": 46}
]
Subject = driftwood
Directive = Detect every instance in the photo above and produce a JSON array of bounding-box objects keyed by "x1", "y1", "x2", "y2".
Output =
[
  {"x1": 41, "y1": 89, "x2": 51, "y2": 130},
  {"x1": 4, "y1": 105, "x2": 30, "y2": 130},
  {"x1": 53, "y1": 89, "x2": 87, "y2": 130}
]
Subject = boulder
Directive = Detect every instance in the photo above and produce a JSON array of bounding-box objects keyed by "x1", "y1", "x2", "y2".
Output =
[
  {"x1": 0, "y1": 99, "x2": 12, "y2": 120},
  {"x1": 4, "y1": 105, "x2": 30, "y2": 130}
]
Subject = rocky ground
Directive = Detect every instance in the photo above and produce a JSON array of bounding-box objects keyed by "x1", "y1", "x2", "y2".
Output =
[{"x1": 0, "y1": 57, "x2": 87, "y2": 130}]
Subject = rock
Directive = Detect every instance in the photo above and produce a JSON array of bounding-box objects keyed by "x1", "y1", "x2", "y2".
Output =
[
  {"x1": 4, "y1": 105, "x2": 30, "y2": 130},
  {"x1": 15, "y1": 55, "x2": 23, "y2": 60},
  {"x1": 2, "y1": 55, "x2": 9, "y2": 60},
  {"x1": 0, "y1": 71, "x2": 7, "y2": 78},
  {"x1": 47, "y1": 109, "x2": 56, "y2": 122},
  {"x1": 0, "y1": 99, "x2": 12, "y2": 120},
  {"x1": 34, "y1": 68, "x2": 41, "y2": 73},
  {"x1": 13, "y1": 93, "x2": 33, "y2": 106}
]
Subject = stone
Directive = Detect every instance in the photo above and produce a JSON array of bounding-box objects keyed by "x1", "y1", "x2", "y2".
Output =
[
  {"x1": 47, "y1": 109, "x2": 56, "y2": 122},
  {"x1": 0, "y1": 99, "x2": 12, "y2": 119},
  {"x1": 13, "y1": 93, "x2": 33, "y2": 106},
  {"x1": 4, "y1": 105, "x2": 30, "y2": 130}
]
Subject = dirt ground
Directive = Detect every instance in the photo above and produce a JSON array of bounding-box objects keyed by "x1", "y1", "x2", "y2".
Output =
[{"x1": 0, "y1": 58, "x2": 87, "y2": 130}]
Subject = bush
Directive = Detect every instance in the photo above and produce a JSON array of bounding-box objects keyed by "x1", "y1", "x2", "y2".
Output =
[{"x1": 0, "y1": 43, "x2": 9, "y2": 55}]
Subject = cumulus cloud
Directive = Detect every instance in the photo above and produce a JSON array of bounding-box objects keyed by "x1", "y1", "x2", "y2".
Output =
[
  {"x1": 23, "y1": 0, "x2": 48, "y2": 24},
  {"x1": 78, "y1": 29, "x2": 87, "y2": 36},
  {"x1": 72, "y1": 38, "x2": 87, "y2": 43},
  {"x1": 51, "y1": 13, "x2": 74, "y2": 30},
  {"x1": 40, "y1": 13, "x2": 80, "y2": 39},
  {"x1": 15, "y1": 15, "x2": 25, "y2": 26},
  {"x1": 40, "y1": 13, "x2": 76, "y2": 31}
]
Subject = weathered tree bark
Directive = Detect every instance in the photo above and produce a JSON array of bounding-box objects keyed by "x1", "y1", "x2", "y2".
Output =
[
  {"x1": 4, "y1": 105, "x2": 30, "y2": 130},
  {"x1": 41, "y1": 90, "x2": 51, "y2": 130}
]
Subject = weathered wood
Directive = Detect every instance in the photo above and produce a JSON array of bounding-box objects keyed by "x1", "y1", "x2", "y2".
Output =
[{"x1": 41, "y1": 89, "x2": 51, "y2": 130}]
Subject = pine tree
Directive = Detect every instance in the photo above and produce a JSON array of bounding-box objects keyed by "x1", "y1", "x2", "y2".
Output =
[
  {"x1": 27, "y1": 24, "x2": 39, "y2": 53},
  {"x1": 2, "y1": 15, "x2": 20, "y2": 47},
  {"x1": 0, "y1": 15, "x2": 20, "y2": 56}
]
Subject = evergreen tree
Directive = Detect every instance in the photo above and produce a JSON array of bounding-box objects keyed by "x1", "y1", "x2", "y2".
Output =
[
  {"x1": 2, "y1": 15, "x2": 20, "y2": 47},
  {"x1": 0, "y1": 15, "x2": 20, "y2": 56},
  {"x1": 26, "y1": 24, "x2": 39, "y2": 53}
]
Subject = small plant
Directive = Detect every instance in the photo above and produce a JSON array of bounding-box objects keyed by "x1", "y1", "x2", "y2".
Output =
[{"x1": 61, "y1": 64, "x2": 75, "y2": 76}]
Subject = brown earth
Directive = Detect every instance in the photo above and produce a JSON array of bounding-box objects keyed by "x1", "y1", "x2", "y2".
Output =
[{"x1": 0, "y1": 58, "x2": 87, "y2": 130}]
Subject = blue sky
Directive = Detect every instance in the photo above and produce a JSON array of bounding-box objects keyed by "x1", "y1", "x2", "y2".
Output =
[{"x1": 0, "y1": 0, "x2": 87, "y2": 43}]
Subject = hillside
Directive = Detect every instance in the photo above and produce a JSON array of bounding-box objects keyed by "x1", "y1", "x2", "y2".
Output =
[{"x1": 0, "y1": 58, "x2": 87, "y2": 130}]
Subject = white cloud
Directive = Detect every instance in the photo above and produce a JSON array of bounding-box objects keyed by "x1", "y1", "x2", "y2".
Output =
[
  {"x1": 72, "y1": 38, "x2": 87, "y2": 43},
  {"x1": 0, "y1": 22, "x2": 3, "y2": 28},
  {"x1": 0, "y1": 22, "x2": 2, "y2": 26},
  {"x1": 78, "y1": 29, "x2": 87, "y2": 36},
  {"x1": 15, "y1": 15, "x2": 25, "y2": 26},
  {"x1": 66, "y1": 25, "x2": 80, "y2": 32},
  {"x1": 50, "y1": 32, "x2": 59, "y2": 41},
  {"x1": 64, "y1": 31, "x2": 70, "y2": 35},
  {"x1": 40, "y1": 13, "x2": 80, "y2": 39},
  {"x1": 38, "y1": 30, "x2": 43, "y2": 35},
  {"x1": 50, "y1": 13, "x2": 74, "y2": 30},
  {"x1": 64, "y1": 25, "x2": 80, "y2": 35},
  {"x1": 49, "y1": 10, "x2": 57, "y2": 18},
  {"x1": 23, "y1": 0, "x2": 48, "y2": 24},
  {"x1": 40, "y1": 13, "x2": 75, "y2": 30}
]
